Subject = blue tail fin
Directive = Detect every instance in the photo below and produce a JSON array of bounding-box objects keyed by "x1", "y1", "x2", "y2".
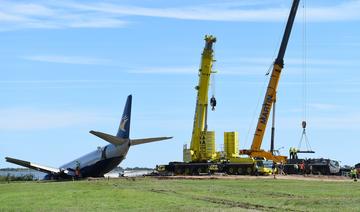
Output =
[{"x1": 116, "y1": 95, "x2": 132, "y2": 139}]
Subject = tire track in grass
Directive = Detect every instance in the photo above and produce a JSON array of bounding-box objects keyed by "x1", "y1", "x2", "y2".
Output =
[{"x1": 149, "y1": 189, "x2": 305, "y2": 212}]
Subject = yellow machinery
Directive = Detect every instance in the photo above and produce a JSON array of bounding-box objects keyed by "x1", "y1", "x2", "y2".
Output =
[
  {"x1": 188, "y1": 35, "x2": 217, "y2": 162},
  {"x1": 240, "y1": 0, "x2": 300, "y2": 163},
  {"x1": 158, "y1": 0, "x2": 303, "y2": 174},
  {"x1": 224, "y1": 132, "x2": 239, "y2": 158},
  {"x1": 158, "y1": 36, "x2": 261, "y2": 175},
  {"x1": 157, "y1": 0, "x2": 301, "y2": 175}
]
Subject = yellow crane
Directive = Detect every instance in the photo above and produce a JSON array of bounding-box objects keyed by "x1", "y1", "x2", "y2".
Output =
[
  {"x1": 189, "y1": 35, "x2": 217, "y2": 162},
  {"x1": 157, "y1": 36, "x2": 263, "y2": 175},
  {"x1": 240, "y1": 0, "x2": 300, "y2": 163},
  {"x1": 157, "y1": 1, "x2": 301, "y2": 175}
]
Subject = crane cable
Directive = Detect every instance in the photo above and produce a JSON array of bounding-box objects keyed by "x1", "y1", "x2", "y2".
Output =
[
  {"x1": 244, "y1": 74, "x2": 268, "y2": 148},
  {"x1": 211, "y1": 73, "x2": 216, "y2": 98},
  {"x1": 302, "y1": 0, "x2": 307, "y2": 124},
  {"x1": 298, "y1": 0, "x2": 312, "y2": 151},
  {"x1": 244, "y1": 21, "x2": 284, "y2": 147}
]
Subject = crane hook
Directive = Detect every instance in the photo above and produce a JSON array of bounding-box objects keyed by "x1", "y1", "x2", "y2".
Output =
[
  {"x1": 302, "y1": 120, "x2": 306, "y2": 129},
  {"x1": 210, "y1": 96, "x2": 217, "y2": 111}
]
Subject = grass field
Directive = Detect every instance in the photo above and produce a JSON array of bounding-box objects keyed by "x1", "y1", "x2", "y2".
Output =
[{"x1": 0, "y1": 176, "x2": 359, "y2": 211}]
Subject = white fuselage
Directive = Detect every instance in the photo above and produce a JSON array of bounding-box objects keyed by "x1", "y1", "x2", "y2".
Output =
[{"x1": 59, "y1": 141, "x2": 130, "y2": 177}]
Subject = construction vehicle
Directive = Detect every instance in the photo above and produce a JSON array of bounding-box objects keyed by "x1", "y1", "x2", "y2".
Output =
[
  {"x1": 157, "y1": 0, "x2": 301, "y2": 175},
  {"x1": 156, "y1": 35, "x2": 266, "y2": 176},
  {"x1": 240, "y1": 0, "x2": 300, "y2": 163},
  {"x1": 256, "y1": 160, "x2": 275, "y2": 176}
]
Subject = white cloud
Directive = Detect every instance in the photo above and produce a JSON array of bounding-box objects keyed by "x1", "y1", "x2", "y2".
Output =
[
  {"x1": 0, "y1": 1, "x2": 127, "y2": 30},
  {"x1": 23, "y1": 55, "x2": 112, "y2": 65},
  {"x1": 65, "y1": 1, "x2": 360, "y2": 22},
  {"x1": 10, "y1": 3, "x2": 55, "y2": 16},
  {"x1": 129, "y1": 66, "x2": 197, "y2": 74},
  {"x1": 18, "y1": 54, "x2": 359, "y2": 78},
  {"x1": 128, "y1": 65, "x2": 277, "y2": 75},
  {"x1": 307, "y1": 0, "x2": 360, "y2": 22},
  {"x1": 277, "y1": 113, "x2": 360, "y2": 131},
  {"x1": 334, "y1": 88, "x2": 360, "y2": 93},
  {"x1": 69, "y1": 3, "x2": 287, "y2": 22},
  {"x1": 225, "y1": 57, "x2": 360, "y2": 67},
  {"x1": 308, "y1": 103, "x2": 339, "y2": 111},
  {"x1": 0, "y1": 1, "x2": 359, "y2": 30},
  {"x1": 220, "y1": 57, "x2": 360, "y2": 76},
  {"x1": 0, "y1": 108, "x2": 112, "y2": 130}
]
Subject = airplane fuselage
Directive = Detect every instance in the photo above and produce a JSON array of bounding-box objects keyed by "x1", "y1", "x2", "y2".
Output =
[
  {"x1": 6, "y1": 95, "x2": 172, "y2": 180},
  {"x1": 44, "y1": 141, "x2": 130, "y2": 179}
]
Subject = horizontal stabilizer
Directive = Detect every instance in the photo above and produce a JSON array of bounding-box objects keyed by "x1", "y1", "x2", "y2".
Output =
[
  {"x1": 130, "y1": 137, "x2": 172, "y2": 146},
  {"x1": 90, "y1": 130, "x2": 128, "y2": 145},
  {"x1": 5, "y1": 157, "x2": 60, "y2": 174}
]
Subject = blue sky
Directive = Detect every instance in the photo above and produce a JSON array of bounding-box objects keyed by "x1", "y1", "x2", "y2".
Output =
[{"x1": 1, "y1": 0, "x2": 359, "y2": 169}]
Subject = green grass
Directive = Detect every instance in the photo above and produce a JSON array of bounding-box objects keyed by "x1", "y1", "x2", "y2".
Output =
[{"x1": 0, "y1": 177, "x2": 359, "y2": 211}]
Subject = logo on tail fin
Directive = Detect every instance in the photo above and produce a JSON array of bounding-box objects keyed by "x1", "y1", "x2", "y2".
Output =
[
  {"x1": 119, "y1": 115, "x2": 129, "y2": 132},
  {"x1": 117, "y1": 95, "x2": 131, "y2": 139}
]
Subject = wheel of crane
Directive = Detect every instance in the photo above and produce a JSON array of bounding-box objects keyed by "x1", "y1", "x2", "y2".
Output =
[
  {"x1": 195, "y1": 167, "x2": 202, "y2": 175},
  {"x1": 175, "y1": 167, "x2": 183, "y2": 175},
  {"x1": 237, "y1": 168, "x2": 243, "y2": 175},
  {"x1": 184, "y1": 168, "x2": 191, "y2": 175},
  {"x1": 227, "y1": 167, "x2": 234, "y2": 175},
  {"x1": 246, "y1": 167, "x2": 252, "y2": 175}
]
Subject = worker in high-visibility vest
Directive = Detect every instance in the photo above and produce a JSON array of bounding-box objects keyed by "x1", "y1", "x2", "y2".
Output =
[
  {"x1": 351, "y1": 168, "x2": 357, "y2": 182},
  {"x1": 289, "y1": 148, "x2": 294, "y2": 159},
  {"x1": 299, "y1": 162, "x2": 305, "y2": 175}
]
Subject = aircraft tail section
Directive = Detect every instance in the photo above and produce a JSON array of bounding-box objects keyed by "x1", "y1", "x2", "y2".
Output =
[
  {"x1": 130, "y1": 137, "x2": 173, "y2": 146},
  {"x1": 116, "y1": 95, "x2": 132, "y2": 139},
  {"x1": 90, "y1": 94, "x2": 172, "y2": 146}
]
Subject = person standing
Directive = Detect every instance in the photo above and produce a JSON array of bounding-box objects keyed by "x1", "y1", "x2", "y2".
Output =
[
  {"x1": 351, "y1": 168, "x2": 357, "y2": 182},
  {"x1": 279, "y1": 162, "x2": 285, "y2": 175},
  {"x1": 299, "y1": 162, "x2": 305, "y2": 175},
  {"x1": 75, "y1": 161, "x2": 81, "y2": 180},
  {"x1": 272, "y1": 162, "x2": 277, "y2": 179}
]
